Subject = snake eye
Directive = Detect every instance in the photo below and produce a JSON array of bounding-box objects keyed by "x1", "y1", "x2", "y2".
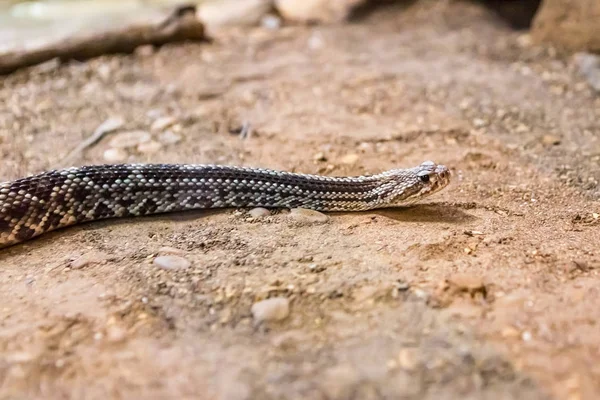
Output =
[{"x1": 419, "y1": 174, "x2": 430, "y2": 183}]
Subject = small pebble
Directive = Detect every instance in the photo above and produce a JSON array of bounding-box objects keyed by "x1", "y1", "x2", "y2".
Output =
[
  {"x1": 289, "y1": 208, "x2": 329, "y2": 223},
  {"x1": 153, "y1": 255, "x2": 191, "y2": 270},
  {"x1": 137, "y1": 140, "x2": 162, "y2": 154},
  {"x1": 103, "y1": 148, "x2": 128, "y2": 162},
  {"x1": 339, "y1": 153, "x2": 359, "y2": 165},
  {"x1": 251, "y1": 297, "x2": 290, "y2": 322},
  {"x1": 109, "y1": 130, "x2": 151, "y2": 148},
  {"x1": 261, "y1": 14, "x2": 281, "y2": 29},
  {"x1": 151, "y1": 116, "x2": 177, "y2": 132},
  {"x1": 574, "y1": 52, "x2": 600, "y2": 92},
  {"x1": 249, "y1": 207, "x2": 271, "y2": 218},
  {"x1": 541, "y1": 134, "x2": 561, "y2": 146},
  {"x1": 159, "y1": 130, "x2": 182, "y2": 145},
  {"x1": 313, "y1": 151, "x2": 327, "y2": 161}
]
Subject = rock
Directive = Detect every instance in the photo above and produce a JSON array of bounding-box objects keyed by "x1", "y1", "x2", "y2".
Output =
[
  {"x1": 261, "y1": 14, "x2": 282, "y2": 30},
  {"x1": 289, "y1": 208, "x2": 329, "y2": 223},
  {"x1": 150, "y1": 116, "x2": 176, "y2": 132},
  {"x1": 313, "y1": 151, "x2": 327, "y2": 162},
  {"x1": 159, "y1": 130, "x2": 182, "y2": 145},
  {"x1": 249, "y1": 207, "x2": 271, "y2": 218},
  {"x1": 531, "y1": 0, "x2": 600, "y2": 52},
  {"x1": 574, "y1": 53, "x2": 600, "y2": 92},
  {"x1": 137, "y1": 140, "x2": 162, "y2": 154},
  {"x1": 339, "y1": 153, "x2": 359, "y2": 165},
  {"x1": 251, "y1": 297, "x2": 290, "y2": 322},
  {"x1": 108, "y1": 130, "x2": 151, "y2": 149},
  {"x1": 153, "y1": 255, "x2": 191, "y2": 271},
  {"x1": 198, "y1": 0, "x2": 272, "y2": 28},
  {"x1": 103, "y1": 148, "x2": 128, "y2": 163},
  {"x1": 541, "y1": 134, "x2": 561, "y2": 146},
  {"x1": 276, "y1": 0, "x2": 366, "y2": 24}
]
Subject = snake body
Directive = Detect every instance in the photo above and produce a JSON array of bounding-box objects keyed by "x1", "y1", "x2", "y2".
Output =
[{"x1": 0, "y1": 161, "x2": 450, "y2": 248}]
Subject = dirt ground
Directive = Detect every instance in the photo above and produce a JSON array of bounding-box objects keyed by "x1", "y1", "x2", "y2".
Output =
[{"x1": 1, "y1": 1, "x2": 599, "y2": 399}]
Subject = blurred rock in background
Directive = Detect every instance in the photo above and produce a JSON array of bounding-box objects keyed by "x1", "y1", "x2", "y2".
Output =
[{"x1": 532, "y1": 0, "x2": 600, "y2": 52}]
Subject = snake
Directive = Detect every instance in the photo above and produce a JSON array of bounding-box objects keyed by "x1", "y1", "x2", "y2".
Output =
[{"x1": 0, "y1": 161, "x2": 450, "y2": 249}]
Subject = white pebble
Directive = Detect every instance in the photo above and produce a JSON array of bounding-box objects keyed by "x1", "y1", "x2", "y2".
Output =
[
  {"x1": 339, "y1": 153, "x2": 359, "y2": 165},
  {"x1": 153, "y1": 255, "x2": 191, "y2": 270},
  {"x1": 251, "y1": 297, "x2": 290, "y2": 322},
  {"x1": 249, "y1": 207, "x2": 271, "y2": 218},
  {"x1": 261, "y1": 14, "x2": 281, "y2": 29},
  {"x1": 103, "y1": 148, "x2": 128, "y2": 162},
  {"x1": 108, "y1": 130, "x2": 151, "y2": 149},
  {"x1": 289, "y1": 208, "x2": 329, "y2": 223},
  {"x1": 151, "y1": 116, "x2": 176, "y2": 132}
]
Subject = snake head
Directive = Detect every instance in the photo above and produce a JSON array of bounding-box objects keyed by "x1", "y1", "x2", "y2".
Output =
[{"x1": 382, "y1": 160, "x2": 451, "y2": 207}]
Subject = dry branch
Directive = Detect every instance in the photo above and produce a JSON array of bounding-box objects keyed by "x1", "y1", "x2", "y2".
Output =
[{"x1": 0, "y1": 4, "x2": 205, "y2": 75}]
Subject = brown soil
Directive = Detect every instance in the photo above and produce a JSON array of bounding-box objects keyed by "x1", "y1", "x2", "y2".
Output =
[{"x1": 1, "y1": 1, "x2": 599, "y2": 399}]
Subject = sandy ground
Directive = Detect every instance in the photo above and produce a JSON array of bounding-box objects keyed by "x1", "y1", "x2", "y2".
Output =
[{"x1": 1, "y1": 1, "x2": 600, "y2": 399}]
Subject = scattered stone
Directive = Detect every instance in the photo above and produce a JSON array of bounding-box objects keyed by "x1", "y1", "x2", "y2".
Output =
[
  {"x1": 251, "y1": 297, "x2": 290, "y2": 322},
  {"x1": 276, "y1": 0, "x2": 366, "y2": 24},
  {"x1": 313, "y1": 151, "x2": 327, "y2": 162},
  {"x1": 103, "y1": 148, "x2": 128, "y2": 162},
  {"x1": 542, "y1": 134, "x2": 561, "y2": 146},
  {"x1": 308, "y1": 263, "x2": 326, "y2": 273},
  {"x1": 70, "y1": 253, "x2": 105, "y2": 269},
  {"x1": 472, "y1": 118, "x2": 487, "y2": 128},
  {"x1": 249, "y1": 207, "x2": 271, "y2": 218},
  {"x1": 137, "y1": 140, "x2": 162, "y2": 154},
  {"x1": 151, "y1": 116, "x2": 177, "y2": 132},
  {"x1": 198, "y1": 0, "x2": 272, "y2": 28},
  {"x1": 153, "y1": 255, "x2": 191, "y2": 271},
  {"x1": 574, "y1": 53, "x2": 600, "y2": 92},
  {"x1": 464, "y1": 230, "x2": 484, "y2": 236},
  {"x1": 339, "y1": 153, "x2": 359, "y2": 165},
  {"x1": 261, "y1": 14, "x2": 282, "y2": 30},
  {"x1": 108, "y1": 130, "x2": 151, "y2": 149},
  {"x1": 289, "y1": 208, "x2": 329, "y2": 223},
  {"x1": 159, "y1": 130, "x2": 182, "y2": 145}
]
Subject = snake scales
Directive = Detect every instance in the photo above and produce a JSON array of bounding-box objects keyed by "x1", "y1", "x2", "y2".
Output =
[{"x1": 0, "y1": 161, "x2": 450, "y2": 248}]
